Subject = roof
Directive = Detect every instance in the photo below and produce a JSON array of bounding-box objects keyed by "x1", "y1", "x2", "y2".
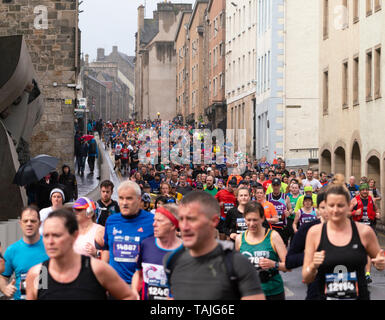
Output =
[
  {"x1": 118, "y1": 52, "x2": 135, "y2": 68},
  {"x1": 189, "y1": 0, "x2": 209, "y2": 30},
  {"x1": 140, "y1": 18, "x2": 159, "y2": 46},
  {"x1": 86, "y1": 74, "x2": 106, "y2": 87}
]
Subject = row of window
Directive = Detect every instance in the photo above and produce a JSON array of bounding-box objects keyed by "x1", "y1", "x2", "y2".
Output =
[
  {"x1": 257, "y1": 50, "x2": 271, "y2": 94},
  {"x1": 209, "y1": 10, "x2": 225, "y2": 39},
  {"x1": 323, "y1": 45, "x2": 382, "y2": 114},
  {"x1": 227, "y1": 50, "x2": 257, "y2": 95},
  {"x1": 323, "y1": 0, "x2": 382, "y2": 38}
]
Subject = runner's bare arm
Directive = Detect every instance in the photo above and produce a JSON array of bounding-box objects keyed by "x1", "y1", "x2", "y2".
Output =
[
  {"x1": 271, "y1": 230, "x2": 288, "y2": 272},
  {"x1": 101, "y1": 250, "x2": 109, "y2": 263},
  {"x1": 25, "y1": 264, "x2": 42, "y2": 300},
  {"x1": 302, "y1": 224, "x2": 324, "y2": 284},
  {"x1": 131, "y1": 270, "x2": 142, "y2": 299},
  {"x1": 91, "y1": 258, "x2": 137, "y2": 300}
]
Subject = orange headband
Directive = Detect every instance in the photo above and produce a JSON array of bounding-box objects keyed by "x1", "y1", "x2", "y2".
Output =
[{"x1": 156, "y1": 207, "x2": 179, "y2": 228}]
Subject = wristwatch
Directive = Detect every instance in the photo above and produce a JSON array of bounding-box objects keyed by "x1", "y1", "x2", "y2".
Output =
[{"x1": 275, "y1": 261, "x2": 279, "y2": 270}]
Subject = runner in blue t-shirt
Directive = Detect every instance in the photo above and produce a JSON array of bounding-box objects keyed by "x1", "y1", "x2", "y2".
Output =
[
  {"x1": 131, "y1": 204, "x2": 182, "y2": 300},
  {"x1": 102, "y1": 181, "x2": 154, "y2": 284},
  {"x1": 0, "y1": 206, "x2": 48, "y2": 300}
]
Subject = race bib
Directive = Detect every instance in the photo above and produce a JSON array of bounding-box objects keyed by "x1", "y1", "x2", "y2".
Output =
[
  {"x1": 113, "y1": 236, "x2": 140, "y2": 263},
  {"x1": 243, "y1": 251, "x2": 270, "y2": 270},
  {"x1": 224, "y1": 203, "x2": 234, "y2": 215},
  {"x1": 142, "y1": 263, "x2": 169, "y2": 300},
  {"x1": 147, "y1": 286, "x2": 170, "y2": 300},
  {"x1": 236, "y1": 218, "x2": 247, "y2": 233},
  {"x1": 20, "y1": 273, "x2": 27, "y2": 300},
  {"x1": 325, "y1": 267, "x2": 358, "y2": 300}
]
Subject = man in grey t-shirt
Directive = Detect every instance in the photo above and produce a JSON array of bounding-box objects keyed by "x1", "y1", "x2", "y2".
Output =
[{"x1": 164, "y1": 191, "x2": 265, "y2": 300}]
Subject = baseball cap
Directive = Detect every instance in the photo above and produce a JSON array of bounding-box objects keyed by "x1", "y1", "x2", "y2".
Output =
[
  {"x1": 272, "y1": 178, "x2": 281, "y2": 185},
  {"x1": 304, "y1": 186, "x2": 313, "y2": 193},
  {"x1": 72, "y1": 197, "x2": 95, "y2": 210},
  {"x1": 141, "y1": 193, "x2": 151, "y2": 203},
  {"x1": 304, "y1": 194, "x2": 313, "y2": 202}
]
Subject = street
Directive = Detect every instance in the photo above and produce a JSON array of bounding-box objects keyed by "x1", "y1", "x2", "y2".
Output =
[{"x1": 74, "y1": 143, "x2": 385, "y2": 300}]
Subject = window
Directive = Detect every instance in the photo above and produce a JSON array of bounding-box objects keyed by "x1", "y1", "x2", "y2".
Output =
[
  {"x1": 366, "y1": 49, "x2": 373, "y2": 101},
  {"x1": 353, "y1": 0, "x2": 359, "y2": 22},
  {"x1": 342, "y1": 61, "x2": 348, "y2": 108},
  {"x1": 323, "y1": 69, "x2": 329, "y2": 115},
  {"x1": 323, "y1": 0, "x2": 329, "y2": 39},
  {"x1": 343, "y1": 0, "x2": 349, "y2": 28},
  {"x1": 220, "y1": 73, "x2": 224, "y2": 88},
  {"x1": 219, "y1": 42, "x2": 225, "y2": 57},
  {"x1": 374, "y1": 0, "x2": 381, "y2": 11},
  {"x1": 353, "y1": 56, "x2": 359, "y2": 105},
  {"x1": 366, "y1": 0, "x2": 372, "y2": 16},
  {"x1": 374, "y1": 46, "x2": 381, "y2": 99}
]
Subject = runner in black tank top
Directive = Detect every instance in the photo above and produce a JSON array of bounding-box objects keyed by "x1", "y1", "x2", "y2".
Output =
[
  {"x1": 38, "y1": 255, "x2": 107, "y2": 300},
  {"x1": 316, "y1": 220, "x2": 369, "y2": 300}
]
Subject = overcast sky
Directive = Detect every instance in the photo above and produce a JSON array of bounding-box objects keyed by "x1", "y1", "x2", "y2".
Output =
[{"x1": 79, "y1": 0, "x2": 193, "y2": 61}]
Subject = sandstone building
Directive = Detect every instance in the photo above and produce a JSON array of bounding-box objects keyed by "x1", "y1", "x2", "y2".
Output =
[
  {"x1": 0, "y1": 0, "x2": 80, "y2": 170},
  {"x1": 135, "y1": 2, "x2": 192, "y2": 121}
]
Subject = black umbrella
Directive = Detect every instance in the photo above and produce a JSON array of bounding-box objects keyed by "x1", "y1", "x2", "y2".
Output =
[{"x1": 13, "y1": 154, "x2": 59, "y2": 186}]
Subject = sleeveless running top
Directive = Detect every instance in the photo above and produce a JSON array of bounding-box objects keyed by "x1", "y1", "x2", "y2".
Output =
[
  {"x1": 73, "y1": 223, "x2": 100, "y2": 257},
  {"x1": 239, "y1": 230, "x2": 284, "y2": 297},
  {"x1": 37, "y1": 255, "x2": 107, "y2": 300},
  {"x1": 316, "y1": 220, "x2": 369, "y2": 300},
  {"x1": 298, "y1": 208, "x2": 318, "y2": 227},
  {"x1": 267, "y1": 193, "x2": 287, "y2": 228}
]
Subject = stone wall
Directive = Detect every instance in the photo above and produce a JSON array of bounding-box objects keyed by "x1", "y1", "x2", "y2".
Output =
[{"x1": 0, "y1": 0, "x2": 79, "y2": 171}]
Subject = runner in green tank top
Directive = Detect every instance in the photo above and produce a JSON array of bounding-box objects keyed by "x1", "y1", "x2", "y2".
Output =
[{"x1": 235, "y1": 201, "x2": 288, "y2": 300}]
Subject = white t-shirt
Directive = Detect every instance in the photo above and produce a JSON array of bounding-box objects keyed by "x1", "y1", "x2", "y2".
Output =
[
  {"x1": 39, "y1": 207, "x2": 53, "y2": 235},
  {"x1": 302, "y1": 178, "x2": 322, "y2": 191},
  {"x1": 115, "y1": 143, "x2": 122, "y2": 156}
]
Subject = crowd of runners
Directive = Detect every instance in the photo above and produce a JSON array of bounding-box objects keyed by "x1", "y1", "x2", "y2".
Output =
[{"x1": 1, "y1": 118, "x2": 385, "y2": 301}]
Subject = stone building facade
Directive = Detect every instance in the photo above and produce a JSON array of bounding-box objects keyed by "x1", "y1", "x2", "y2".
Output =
[
  {"x1": 226, "y1": 0, "x2": 257, "y2": 155},
  {"x1": 135, "y1": 2, "x2": 192, "y2": 121},
  {"x1": 205, "y1": 0, "x2": 227, "y2": 131},
  {"x1": 175, "y1": 10, "x2": 193, "y2": 122},
  {"x1": 188, "y1": 0, "x2": 209, "y2": 126},
  {"x1": 0, "y1": 0, "x2": 80, "y2": 170},
  {"x1": 319, "y1": 0, "x2": 384, "y2": 215}
]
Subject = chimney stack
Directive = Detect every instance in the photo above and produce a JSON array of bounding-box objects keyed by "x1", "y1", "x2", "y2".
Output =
[
  {"x1": 113, "y1": 46, "x2": 118, "y2": 54},
  {"x1": 138, "y1": 5, "x2": 145, "y2": 31},
  {"x1": 85, "y1": 54, "x2": 89, "y2": 66},
  {"x1": 97, "y1": 48, "x2": 105, "y2": 61}
]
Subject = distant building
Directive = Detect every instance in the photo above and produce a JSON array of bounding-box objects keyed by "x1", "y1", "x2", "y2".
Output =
[
  {"x1": 254, "y1": 0, "x2": 320, "y2": 166},
  {"x1": 205, "y1": 0, "x2": 227, "y2": 131},
  {"x1": 135, "y1": 2, "x2": 193, "y2": 121},
  {"x1": 80, "y1": 46, "x2": 135, "y2": 123},
  {"x1": 188, "y1": 0, "x2": 209, "y2": 126},
  {"x1": 226, "y1": 0, "x2": 257, "y2": 156},
  {"x1": 175, "y1": 10, "x2": 193, "y2": 124}
]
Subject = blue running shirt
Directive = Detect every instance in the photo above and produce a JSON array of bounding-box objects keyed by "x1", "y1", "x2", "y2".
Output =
[
  {"x1": 104, "y1": 210, "x2": 154, "y2": 284},
  {"x1": 2, "y1": 237, "x2": 48, "y2": 300}
]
